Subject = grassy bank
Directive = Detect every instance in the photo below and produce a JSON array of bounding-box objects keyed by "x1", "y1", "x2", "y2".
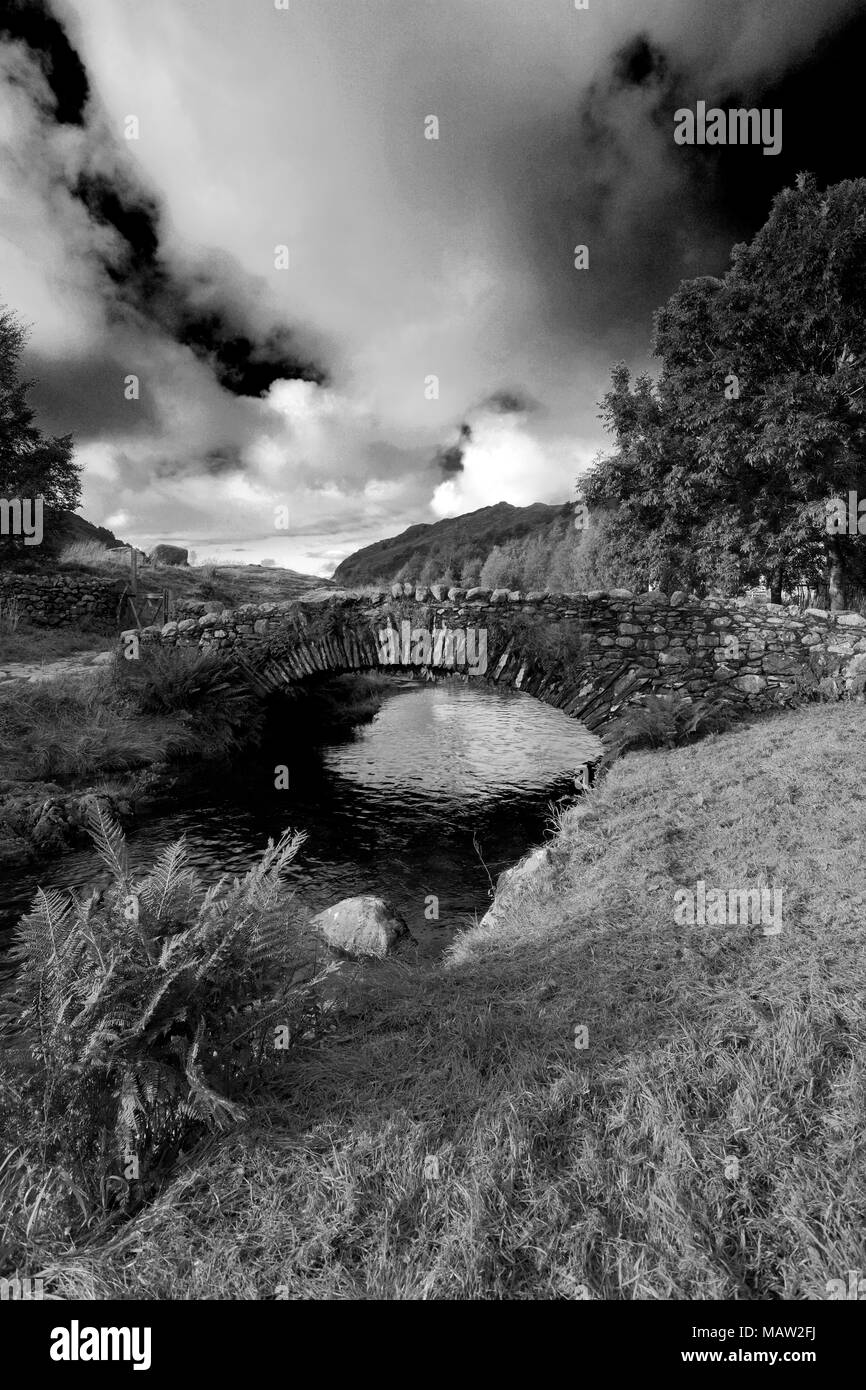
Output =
[
  {"x1": 0, "y1": 648, "x2": 268, "y2": 871},
  {"x1": 0, "y1": 622, "x2": 114, "y2": 666},
  {"x1": 0, "y1": 656, "x2": 391, "y2": 871},
  {"x1": 2, "y1": 701, "x2": 863, "y2": 1299}
]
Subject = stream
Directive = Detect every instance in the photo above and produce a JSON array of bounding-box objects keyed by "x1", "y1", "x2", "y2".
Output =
[{"x1": 0, "y1": 680, "x2": 603, "y2": 956}]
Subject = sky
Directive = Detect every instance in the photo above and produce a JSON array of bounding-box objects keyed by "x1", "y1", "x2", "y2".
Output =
[{"x1": 2, "y1": 0, "x2": 866, "y2": 575}]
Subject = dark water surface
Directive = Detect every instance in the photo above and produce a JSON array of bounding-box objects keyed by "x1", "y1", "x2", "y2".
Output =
[{"x1": 0, "y1": 682, "x2": 602, "y2": 956}]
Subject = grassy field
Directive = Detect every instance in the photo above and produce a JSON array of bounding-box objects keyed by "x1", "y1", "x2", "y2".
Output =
[
  {"x1": 8, "y1": 700, "x2": 863, "y2": 1301},
  {"x1": 0, "y1": 623, "x2": 114, "y2": 666},
  {"x1": 56, "y1": 542, "x2": 334, "y2": 609}
]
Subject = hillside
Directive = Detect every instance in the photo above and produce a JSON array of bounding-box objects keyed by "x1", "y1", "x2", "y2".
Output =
[
  {"x1": 53, "y1": 511, "x2": 125, "y2": 554},
  {"x1": 332, "y1": 501, "x2": 571, "y2": 585}
]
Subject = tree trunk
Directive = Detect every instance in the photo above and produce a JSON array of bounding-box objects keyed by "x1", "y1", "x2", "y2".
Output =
[{"x1": 769, "y1": 566, "x2": 784, "y2": 605}]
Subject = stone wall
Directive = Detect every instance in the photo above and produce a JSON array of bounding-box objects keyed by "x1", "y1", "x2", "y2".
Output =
[
  {"x1": 0, "y1": 572, "x2": 123, "y2": 630},
  {"x1": 127, "y1": 583, "x2": 866, "y2": 729}
]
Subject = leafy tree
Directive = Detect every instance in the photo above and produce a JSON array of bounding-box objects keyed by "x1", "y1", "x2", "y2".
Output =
[
  {"x1": 0, "y1": 305, "x2": 80, "y2": 559},
  {"x1": 585, "y1": 176, "x2": 866, "y2": 606}
]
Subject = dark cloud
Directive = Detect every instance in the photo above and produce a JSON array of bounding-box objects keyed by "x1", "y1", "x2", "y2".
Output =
[
  {"x1": 678, "y1": 8, "x2": 866, "y2": 240},
  {"x1": 433, "y1": 422, "x2": 472, "y2": 478},
  {"x1": 613, "y1": 36, "x2": 668, "y2": 88},
  {"x1": 0, "y1": 0, "x2": 88, "y2": 123},
  {"x1": 479, "y1": 388, "x2": 539, "y2": 416},
  {"x1": 72, "y1": 168, "x2": 163, "y2": 290},
  {"x1": 485, "y1": 10, "x2": 866, "y2": 367},
  {"x1": 2, "y1": 0, "x2": 327, "y2": 400},
  {"x1": 26, "y1": 349, "x2": 163, "y2": 439},
  {"x1": 202, "y1": 446, "x2": 243, "y2": 475},
  {"x1": 175, "y1": 316, "x2": 325, "y2": 397}
]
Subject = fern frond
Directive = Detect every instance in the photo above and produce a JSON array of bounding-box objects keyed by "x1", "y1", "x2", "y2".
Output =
[
  {"x1": 138, "y1": 837, "x2": 199, "y2": 922},
  {"x1": 85, "y1": 802, "x2": 129, "y2": 884}
]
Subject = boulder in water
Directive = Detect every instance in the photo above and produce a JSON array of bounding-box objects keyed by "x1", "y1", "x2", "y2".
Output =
[{"x1": 311, "y1": 895, "x2": 412, "y2": 959}]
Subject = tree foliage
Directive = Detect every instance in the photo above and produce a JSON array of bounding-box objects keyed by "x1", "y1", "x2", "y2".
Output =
[
  {"x1": 584, "y1": 176, "x2": 866, "y2": 604},
  {"x1": 0, "y1": 305, "x2": 80, "y2": 559}
]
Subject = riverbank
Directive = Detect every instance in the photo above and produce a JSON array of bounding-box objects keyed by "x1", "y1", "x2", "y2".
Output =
[
  {"x1": 6, "y1": 700, "x2": 863, "y2": 1299},
  {"x1": 0, "y1": 654, "x2": 390, "y2": 874}
]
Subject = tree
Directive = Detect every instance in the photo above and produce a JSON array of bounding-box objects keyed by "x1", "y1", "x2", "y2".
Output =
[
  {"x1": 0, "y1": 306, "x2": 80, "y2": 559},
  {"x1": 584, "y1": 177, "x2": 866, "y2": 606}
]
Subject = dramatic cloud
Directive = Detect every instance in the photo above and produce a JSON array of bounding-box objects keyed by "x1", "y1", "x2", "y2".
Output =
[{"x1": 1, "y1": 0, "x2": 863, "y2": 572}]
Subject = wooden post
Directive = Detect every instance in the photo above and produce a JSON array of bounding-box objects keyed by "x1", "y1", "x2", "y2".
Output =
[{"x1": 130, "y1": 545, "x2": 139, "y2": 594}]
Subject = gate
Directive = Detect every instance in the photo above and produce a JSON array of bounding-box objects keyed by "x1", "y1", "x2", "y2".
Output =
[{"x1": 114, "y1": 546, "x2": 174, "y2": 630}]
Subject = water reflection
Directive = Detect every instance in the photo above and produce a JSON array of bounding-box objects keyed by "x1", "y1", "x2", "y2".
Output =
[{"x1": 0, "y1": 682, "x2": 602, "y2": 956}]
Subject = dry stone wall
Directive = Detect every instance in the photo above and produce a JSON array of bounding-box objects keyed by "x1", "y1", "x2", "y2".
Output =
[
  {"x1": 0, "y1": 572, "x2": 123, "y2": 629},
  {"x1": 128, "y1": 583, "x2": 866, "y2": 730}
]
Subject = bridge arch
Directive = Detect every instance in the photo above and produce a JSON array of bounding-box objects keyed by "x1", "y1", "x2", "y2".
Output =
[{"x1": 128, "y1": 583, "x2": 866, "y2": 732}]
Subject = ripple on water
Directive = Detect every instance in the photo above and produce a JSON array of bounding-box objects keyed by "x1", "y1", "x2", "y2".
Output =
[{"x1": 0, "y1": 683, "x2": 602, "y2": 957}]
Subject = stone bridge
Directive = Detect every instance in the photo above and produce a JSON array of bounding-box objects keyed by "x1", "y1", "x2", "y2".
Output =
[{"x1": 126, "y1": 582, "x2": 866, "y2": 733}]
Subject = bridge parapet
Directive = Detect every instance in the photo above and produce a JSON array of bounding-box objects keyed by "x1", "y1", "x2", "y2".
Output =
[{"x1": 124, "y1": 584, "x2": 866, "y2": 730}]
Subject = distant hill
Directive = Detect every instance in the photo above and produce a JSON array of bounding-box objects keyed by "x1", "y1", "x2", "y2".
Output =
[
  {"x1": 51, "y1": 511, "x2": 125, "y2": 554},
  {"x1": 332, "y1": 501, "x2": 572, "y2": 585}
]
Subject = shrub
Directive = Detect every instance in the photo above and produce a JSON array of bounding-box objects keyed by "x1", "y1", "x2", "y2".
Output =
[
  {"x1": 0, "y1": 807, "x2": 312, "y2": 1210},
  {"x1": 602, "y1": 693, "x2": 735, "y2": 764},
  {"x1": 112, "y1": 646, "x2": 265, "y2": 755},
  {"x1": 486, "y1": 611, "x2": 591, "y2": 682}
]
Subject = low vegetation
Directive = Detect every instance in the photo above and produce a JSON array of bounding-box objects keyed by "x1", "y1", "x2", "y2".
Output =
[
  {"x1": 0, "y1": 620, "x2": 113, "y2": 666},
  {"x1": 0, "y1": 674, "x2": 179, "y2": 784},
  {"x1": 55, "y1": 541, "x2": 334, "y2": 609},
  {"x1": 0, "y1": 702, "x2": 861, "y2": 1298},
  {"x1": 601, "y1": 692, "x2": 738, "y2": 765},
  {"x1": 0, "y1": 809, "x2": 320, "y2": 1255},
  {"x1": 0, "y1": 648, "x2": 266, "y2": 786},
  {"x1": 58, "y1": 540, "x2": 134, "y2": 568}
]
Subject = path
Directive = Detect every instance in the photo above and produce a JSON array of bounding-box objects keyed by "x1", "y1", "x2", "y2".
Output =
[{"x1": 0, "y1": 649, "x2": 114, "y2": 686}]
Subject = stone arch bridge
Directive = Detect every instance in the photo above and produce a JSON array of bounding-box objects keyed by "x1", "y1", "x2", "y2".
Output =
[{"x1": 126, "y1": 582, "x2": 866, "y2": 733}]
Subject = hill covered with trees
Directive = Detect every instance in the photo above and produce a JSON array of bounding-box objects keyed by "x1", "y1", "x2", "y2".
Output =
[{"x1": 332, "y1": 501, "x2": 578, "y2": 588}]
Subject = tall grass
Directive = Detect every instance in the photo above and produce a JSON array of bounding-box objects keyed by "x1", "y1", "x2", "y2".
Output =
[
  {"x1": 0, "y1": 672, "x2": 182, "y2": 783},
  {"x1": 0, "y1": 596, "x2": 22, "y2": 634},
  {"x1": 59, "y1": 541, "x2": 128, "y2": 567},
  {"x1": 0, "y1": 648, "x2": 266, "y2": 784}
]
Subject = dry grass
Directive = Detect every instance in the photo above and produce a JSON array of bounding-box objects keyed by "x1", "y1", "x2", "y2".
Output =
[
  {"x1": 0, "y1": 596, "x2": 22, "y2": 635},
  {"x1": 58, "y1": 541, "x2": 130, "y2": 567},
  {"x1": 3, "y1": 703, "x2": 865, "y2": 1299},
  {"x1": 0, "y1": 671, "x2": 188, "y2": 783},
  {"x1": 55, "y1": 549, "x2": 334, "y2": 608}
]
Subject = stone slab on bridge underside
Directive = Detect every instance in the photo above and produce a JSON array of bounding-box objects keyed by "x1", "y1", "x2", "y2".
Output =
[{"x1": 125, "y1": 585, "x2": 866, "y2": 727}]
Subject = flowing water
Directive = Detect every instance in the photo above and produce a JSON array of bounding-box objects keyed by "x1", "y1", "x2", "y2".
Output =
[{"x1": 0, "y1": 681, "x2": 602, "y2": 956}]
